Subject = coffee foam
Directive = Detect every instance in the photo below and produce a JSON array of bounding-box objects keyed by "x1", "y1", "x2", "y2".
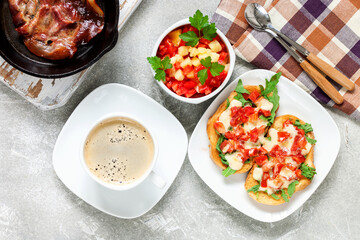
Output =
[{"x1": 84, "y1": 117, "x2": 154, "y2": 185}]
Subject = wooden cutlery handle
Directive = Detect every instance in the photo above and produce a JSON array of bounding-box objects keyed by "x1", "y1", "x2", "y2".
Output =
[
  {"x1": 307, "y1": 53, "x2": 355, "y2": 91},
  {"x1": 300, "y1": 60, "x2": 344, "y2": 104}
]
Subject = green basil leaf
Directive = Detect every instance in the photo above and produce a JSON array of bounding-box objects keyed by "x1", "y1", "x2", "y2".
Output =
[
  {"x1": 222, "y1": 166, "x2": 236, "y2": 177},
  {"x1": 189, "y1": 10, "x2": 210, "y2": 32},
  {"x1": 200, "y1": 56, "x2": 212, "y2": 68},
  {"x1": 202, "y1": 23, "x2": 217, "y2": 41},
  {"x1": 247, "y1": 184, "x2": 260, "y2": 193},
  {"x1": 287, "y1": 180, "x2": 299, "y2": 197},
  {"x1": 300, "y1": 163, "x2": 317, "y2": 180},
  {"x1": 210, "y1": 62, "x2": 225, "y2": 77},
  {"x1": 197, "y1": 69, "x2": 208, "y2": 85},
  {"x1": 154, "y1": 69, "x2": 166, "y2": 82},
  {"x1": 261, "y1": 72, "x2": 281, "y2": 96},
  {"x1": 271, "y1": 194, "x2": 280, "y2": 200},
  {"x1": 226, "y1": 99, "x2": 230, "y2": 109},
  {"x1": 281, "y1": 189, "x2": 289, "y2": 202},
  {"x1": 179, "y1": 31, "x2": 199, "y2": 47},
  {"x1": 305, "y1": 136, "x2": 317, "y2": 144}
]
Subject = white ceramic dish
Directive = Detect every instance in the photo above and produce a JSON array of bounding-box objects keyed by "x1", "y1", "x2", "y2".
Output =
[
  {"x1": 188, "y1": 69, "x2": 341, "y2": 222},
  {"x1": 150, "y1": 18, "x2": 235, "y2": 104},
  {"x1": 53, "y1": 84, "x2": 188, "y2": 219}
]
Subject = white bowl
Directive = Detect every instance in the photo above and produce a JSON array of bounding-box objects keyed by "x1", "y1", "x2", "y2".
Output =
[{"x1": 150, "y1": 18, "x2": 235, "y2": 104}]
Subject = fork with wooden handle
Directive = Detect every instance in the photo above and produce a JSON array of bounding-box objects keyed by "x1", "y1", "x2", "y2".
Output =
[{"x1": 273, "y1": 34, "x2": 345, "y2": 104}]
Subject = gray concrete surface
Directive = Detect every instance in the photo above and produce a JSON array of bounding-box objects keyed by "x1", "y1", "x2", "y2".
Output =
[{"x1": 1, "y1": 0, "x2": 360, "y2": 239}]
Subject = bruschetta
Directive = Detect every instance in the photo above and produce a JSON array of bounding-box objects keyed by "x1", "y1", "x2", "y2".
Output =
[
  {"x1": 207, "y1": 72, "x2": 281, "y2": 177},
  {"x1": 245, "y1": 115, "x2": 316, "y2": 205}
]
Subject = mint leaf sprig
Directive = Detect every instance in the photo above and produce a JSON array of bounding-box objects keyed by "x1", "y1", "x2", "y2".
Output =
[
  {"x1": 147, "y1": 56, "x2": 173, "y2": 82},
  {"x1": 179, "y1": 10, "x2": 218, "y2": 47},
  {"x1": 197, "y1": 56, "x2": 225, "y2": 85}
]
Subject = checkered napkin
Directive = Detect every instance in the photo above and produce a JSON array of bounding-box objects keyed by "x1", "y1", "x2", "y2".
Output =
[{"x1": 212, "y1": 0, "x2": 360, "y2": 120}]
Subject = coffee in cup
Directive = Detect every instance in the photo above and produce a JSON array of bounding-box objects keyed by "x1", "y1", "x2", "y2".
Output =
[{"x1": 83, "y1": 116, "x2": 155, "y2": 185}]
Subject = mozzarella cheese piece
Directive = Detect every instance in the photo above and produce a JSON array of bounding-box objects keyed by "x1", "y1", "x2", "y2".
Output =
[
  {"x1": 255, "y1": 97, "x2": 273, "y2": 112},
  {"x1": 253, "y1": 167, "x2": 263, "y2": 182},
  {"x1": 225, "y1": 152, "x2": 244, "y2": 170},
  {"x1": 218, "y1": 99, "x2": 242, "y2": 131}
]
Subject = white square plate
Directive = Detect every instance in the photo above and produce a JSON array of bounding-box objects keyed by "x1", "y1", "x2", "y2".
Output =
[
  {"x1": 53, "y1": 84, "x2": 188, "y2": 219},
  {"x1": 188, "y1": 69, "x2": 340, "y2": 222}
]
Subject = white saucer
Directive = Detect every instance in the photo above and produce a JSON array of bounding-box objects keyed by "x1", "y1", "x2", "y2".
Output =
[
  {"x1": 188, "y1": 69, "x2": 340, "y2": 222},
  {"x1": 53, "y1": 84, "x2": 188, "y2": 219}
]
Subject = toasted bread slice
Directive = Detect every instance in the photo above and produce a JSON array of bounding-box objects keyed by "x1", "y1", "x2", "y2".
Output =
[
  {"x1": 207, "y1": 86, "x2": 261, "y2": 174},
  {"x1": 245, "y1": 115, "x2": 315, "y2": 205}
]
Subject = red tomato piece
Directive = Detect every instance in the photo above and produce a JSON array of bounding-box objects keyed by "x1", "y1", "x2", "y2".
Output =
[
  {"x1": 254, "y1": 155, "x2": 267, "y2": 166},
  {"x1": 224, "y1": 131, "x2": 235, "y2": 140},
  {"x1": 218, "y1": 52, "x2": 228, "y2": 64},
  {"x1": 179, "y1": 39, "x2": 186, "y2": 46},
  {"x1": 278, "y1": 131, "x2": 290, "y2": 142},
  {"x1": 214, "y1": 121, "x2": 225, "y2": 134},
  {"x1": 220, "y1": 140, "x2": 234, "y2": 153},
  {"x1": 182, "y1": 66, "x2": 194, "y2": 76},
  {"x1": 259, "y1": 147, "x2": 268, "y2": 155},
  {"x1": 183, "y1": 80, "x2": 197, "y2": 89},
  {"x1": 283, "y1": 119, "x2": 292, "y2": 128},
  {"x1": 295, "y1": 169, "x2": 302, "y2": 179},
  {"x1": 233, "y1": 126, "x2": 245, "y2": 137},
  {"x1": 273, "y1": 163, "x2": 284, "y2": 178},
  {"x1": 249, "y1": 128, "x2": 259, "y2": 142},
  {"x1": 257, "y1": 125, "x2": 266, "y2": 134},
  {"x1": 270, "y1": 145, "x2": 287, "y2": 158},
  {"x1": 244, "y1": 106, "x2": 255, "y2": 117},
  {"x1": 199, "y1": 38, "x2": 211, "y2": 45},
  {"x1": 261, "y1": 172, "x2": 270, "y2": 187},
  {"x1": 292, "y1": 155, "x2": 306, "y2": 164},
  {"x1": 248, "y1": 112, "x2": 258, "y2": 123},
  {"x1": 185, "y1": 89, "x2": 196, "y2": 98},
  {"x1": 198, "y1": 43, "x2": 207, "y2": 48},
  {"x1": 259, "y1": 109, "x2": 271, "y2": 117},
  {"x1": 249, "y1": 148, "x2": 259, "y2": 157},
  {"x1": 248, "y1": 91, "x2": 260, "y2": 102}
]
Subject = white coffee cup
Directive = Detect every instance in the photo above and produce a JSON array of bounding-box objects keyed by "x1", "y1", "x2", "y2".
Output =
[{"x1": 80, "y1": 112, "x2": 166, "y2": 191}]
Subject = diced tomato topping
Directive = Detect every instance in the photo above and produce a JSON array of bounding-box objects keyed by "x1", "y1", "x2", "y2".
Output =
[
  {"x1": 259, "y1": 109, "x2": 271, "y2": 117},
  {"x1": 233, "y1": 141, "x2": 244, "y2": 151},
  {"x1": 259, "y1": 147, "x2": 268, "y2": 155},
  {"x1": 233, "y1": 126, "x2": 245, "y2": 136},
  {"x1": 244, "y1": 106, "x2": 255, "y2": 117},
  {"x1": 220, "y1": 140, "x2": 234, "y2": 153},
  {"x1": 262, "y1": 160, "x2": 275, "y2": 172},
  {"x1": 297, "y1": 128, "x2": 305, "y2": 136},
  {"x1": 174, "y1": 62, "x2": 181, "y2": 70},
  {"x1": 273, "y1": 163, "x2": 284, "y2": 178},
  {"x1": 249, "y1": 148, "x2": 259, "y2": 157},
  {"x1": 239, "y1": 148, "x2": 250, "y2": 162},
  {"x1": 254, "y1": 155, "x2": 267, "y2": 166},
  {"x1": 179, "y1": 39, "x2": 186, "y2": 47},
  {"x1": 295, "y1": 169, "x2": 302, "y2": 179},
  {"x1": 230, "y1": 107, "x2": 247, "y2": 126},
  {"x1": 270, "y1": 145, "x2": 287, "y2": 158},
  {"x1": 248, "y1": 112, "x2": 258, "y2": 123},
  {"x1": 214, "y1": 121, "x2": 226, "y2": 134},
  {"x1": 283, "y1": 119, "x2": 292, "y2": 127},
  {"x1": 164, "y1": 38, "x2": 178, "y2": 57},
  {"x1": 257, "y1": 125, "x2": 266, "y2": 134},
  {"x1": 291, "y1": 135, "x2": 307, "y2": 153},
  {"x1": 198, "y1": 43, "x2": 207, "y2": 48},
  {"x1": 249, "y1": 128, "x2": 259, "y2": 142},
  {"x1": 248, "y1": 91, "x2": 260, "y2": 102},
  {"x1": 292, "y1": 155, "x2": 306, "y2": 164},
  {"x1": 278, "y1": 131, "x2": 290, "y2": 142},
  {"x1": 242, "y1": 93, "x2": 250, "y2": 100},
  {"x1": 261, "y1": 172, "x2": 270, "y2": 187},
  {"x1": 188, "y1": 26, "x2": 199, "y2": 35},
  {"x1": 286, "y1": 163, "x2": 298, "y2": 171}
]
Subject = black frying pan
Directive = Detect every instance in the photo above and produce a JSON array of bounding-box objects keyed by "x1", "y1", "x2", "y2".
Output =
[{"x1": 0, "y1": 0, "x2": 119, "y2": 78}]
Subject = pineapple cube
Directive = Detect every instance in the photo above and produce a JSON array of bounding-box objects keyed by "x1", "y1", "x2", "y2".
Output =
[
  {"x1": 189, "y1": 47, "x2": 198, "y2": 57},
  {"x1": 169, "y1": 67, "x2": 176, "y2": 77},
  {"x1": 170, "y1": 55, "x2": 183, "y2": 64},
  {"x1": 191, "y1": 57, "x2": 201, "y2": 67},
  {"x1": 224, "y1": 63, "x2": 230, "y2": 72},
  {"x1": 198, "y1": 53, "x2": 210, "y2": 61},
  {"x1": 209, "y1": 40, "x2": 222, "y2": 52},
  {"x1": 178, "y1": 46, "x2": 189, "y2": 56},
  {"x1": 175, "y1": 69, "x2": 184, "y2": 81},
  {"x1": 180, "y1": 57, "x2": 192, "y2": 68},
  {"x1": 197, "y1": 47, "x2": 208, "y2": 54},
  {"x1": 168, "y1": 29, "x2": 182, "y2": 47},
  {"x1": 210, "y1": 52, "x2": 220, "y2": 62}
]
